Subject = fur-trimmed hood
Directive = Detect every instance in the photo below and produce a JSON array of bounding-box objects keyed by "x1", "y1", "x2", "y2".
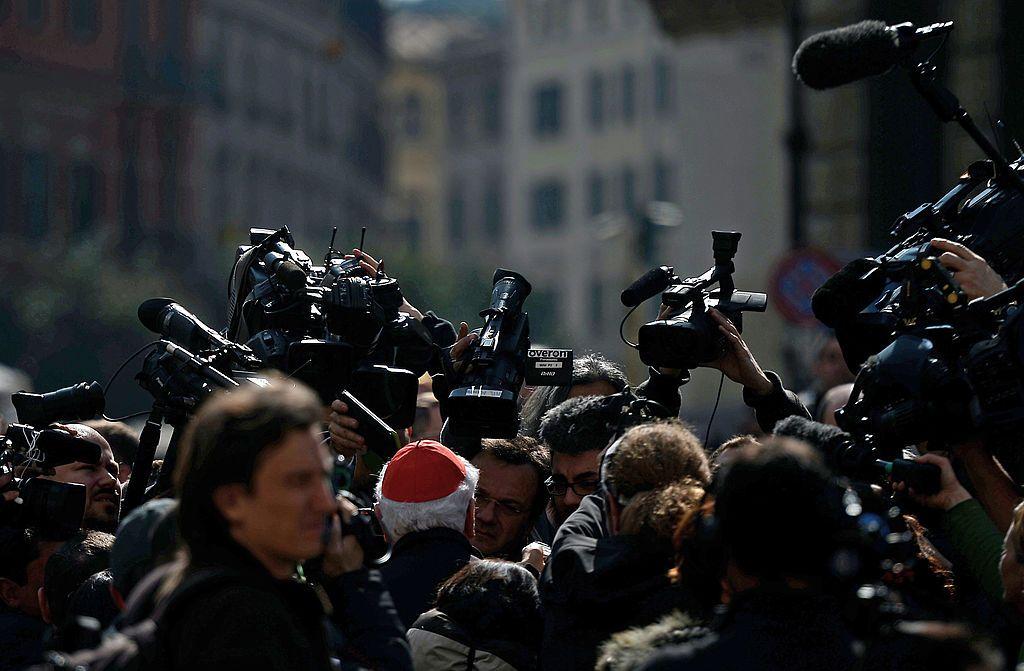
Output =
[{"x1": 596, "y1": 610, "x2": 711, "y2": 671}]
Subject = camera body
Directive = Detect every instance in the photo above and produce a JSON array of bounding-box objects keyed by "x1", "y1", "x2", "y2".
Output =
[
  {"x1": 627, "y1": 231, "x2": 767, "y2": 370},
  {"x1": 815, "y1": 161, "x2": 1024, "y2": 449},
  {"x1": 0, "y1": 392, "x2": 107, "y2": 536},
  {"x1": 226, "y1": 226, "x2": 429, "y2": 458},
  {"x1": 444, "y1": 269, "x2": 533, "y2": 443}
]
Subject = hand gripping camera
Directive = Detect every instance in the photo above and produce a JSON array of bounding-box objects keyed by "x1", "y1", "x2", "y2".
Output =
[{"x1": 621, "y1": 231, "x2": 767, "y2": 370}]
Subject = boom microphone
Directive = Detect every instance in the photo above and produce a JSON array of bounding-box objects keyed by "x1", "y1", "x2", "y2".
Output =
[
  {"x1": 621, "y1": 266, "x2": 676, "y2": 308},
  {"x1": 261, "y1": 239, "x2": 307, "y2": 292},
  {"x1": 139, "y1": 298, "x2": 243, "y2": 356},
  {"x1": 793, "y1": 20, "x2": 954, "y2": 90}
]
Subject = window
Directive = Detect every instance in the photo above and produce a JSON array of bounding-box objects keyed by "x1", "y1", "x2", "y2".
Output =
[
  {"x1": 531, "y1": 179, "x2": 565, "y2": 229},
  {"x1": 621, "y1": 65, "x2": 636, "y2": 124},
  {"x1": 22, "y1": 151, "x2": 49, "y2": 238},
  {"x1": 482, "y1": 82, "x2": 501, "y2": 138},
  {"x1": 246, "y1": 54, "x2": 261, "y2": 122},
  {"x1": 586, "y1": 0, "x2": 608, "y2": 31},
  {"x1": 0, "y1": 144, "x2": 6, "y2": 231},
  {"x1": 449, "y1": 184, "x2": 465, "y2": 246},
  {"x1": 588, "y1": 171, "x2": 604, "y2": 217},
  {"x1": 402, "y1": 92, "x2": 422, "y2": 138},
  {"x1": 654, "y1": 57, "x2": 672, "y2": 113},
  {"x1": 590, "y1": 279, "x2": 604, "y2": 330},
  {"x1": 302, "y1": 78, "x2": 314, "y2": 143},
  {"x1": 588, "y1": 73, "x2": 604, "y2": 130},
  {"x1": 484, "y1": 179, "x2": 502, "y2": 238},
  {"x1": 653, "y1": 158, "x2": 671, "y2": 202},
  {"x1": 68, "y1": 0, "x2": 99, "y2": 41},
  {"x1": 70, "y1": 163, "x2": 101, "y2": 233},
  {"x1": 621, "y1": 166, "x2": 636, "y2": 214},
  {"x1": 21, "y1": 0, "x2": 45, "y2": 29},
  {"x1": 448, "y1": 92, "x2": 465, "y2": 143},
  {"x1": 533, "y1": 83, "x2": 563, "y2": 137}
]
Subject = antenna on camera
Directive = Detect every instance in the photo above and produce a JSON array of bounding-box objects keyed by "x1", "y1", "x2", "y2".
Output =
[
  {"x1": 358, "y1": 226, "x2": 367, "y2": 253},
  {"x1": 324, "y1": 226, "x2": 339, "y2": 264}
]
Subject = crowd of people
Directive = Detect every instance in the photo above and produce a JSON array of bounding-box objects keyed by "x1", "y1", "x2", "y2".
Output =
[{"x1": 1, "y1": 239, "x2": 1022, "y2": 671}]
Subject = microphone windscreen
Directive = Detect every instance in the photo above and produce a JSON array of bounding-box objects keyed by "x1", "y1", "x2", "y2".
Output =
[
  {"x1": 811, "y1": 258, "x2": 884, "y2": 327},
  {"x1": 621, "y1": 266, "x2": 674, "y2": 307},
  {"x1": 138, "y1": 298, "x2": 175, "y2": 333},
  {"x1": 276, "y1": 260, "x2": 307, "y2": 292},
  {"x1": 773, "y1": 415, "x2": 849, "y2": 452},
  {"x1": 793, "y1": 20, "x2": 900, "y2": 90}
]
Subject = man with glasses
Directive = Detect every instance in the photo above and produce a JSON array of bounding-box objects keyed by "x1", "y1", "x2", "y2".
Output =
[
  {"x1": 535, "y1": 395, "x2": 624, "y2": 544},
  {"x1": 469, "y1": 437, "x2": 549, "y2": 559}
]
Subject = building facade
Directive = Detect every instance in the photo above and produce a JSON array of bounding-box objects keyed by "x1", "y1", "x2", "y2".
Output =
[
  {"x1": 190, "y1": 0, "x2": 386, "y2": 267},
  {"x1": 505, "y1": 0, "x2": 792, "y2": 390},
  {"x1": 0, "y1": 0, "x2": 194, "y2": 254}
]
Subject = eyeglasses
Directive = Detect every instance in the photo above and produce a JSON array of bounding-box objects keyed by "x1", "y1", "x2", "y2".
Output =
[
  {"x1": 544, "y1": 476, "x2": 601, "y2": 497},
  {"x1": 475, "y1": 492, "x2": 527, "y2": 517}
]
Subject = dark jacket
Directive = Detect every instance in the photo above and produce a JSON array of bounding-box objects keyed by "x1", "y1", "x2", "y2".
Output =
[
  {"x1": 408, "y1": 609, "x2": 537, "y2": 671},
  {"x1": 379, "y1": 527, "x2": 480, "y2": 629},
  {"x1": 0, "y1": 604, "x2": 48, "y2": 671},
  {"x1": 539, "y1": 495, "x2": 679, "y2": 671},
  {"x1": 122, "y1": 543, "x2": 411, "y2": 671},
  {"x1": 743, "y1": 370, "x2": 810, "y2": 432},
  {"x1": 637, "y1": 588, "x2": 857, "y2": 671}
]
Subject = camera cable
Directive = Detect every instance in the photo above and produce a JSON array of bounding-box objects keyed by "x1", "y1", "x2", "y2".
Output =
[
  {"x1": 703, "y1": 372, "x2": 725, "y2": 450},
  {"x1": 619, "y1": 305, "x2": 640, "y2": 348},
  {"x1": 100, "y1": 341, "x2": 163, "y2": 422}
]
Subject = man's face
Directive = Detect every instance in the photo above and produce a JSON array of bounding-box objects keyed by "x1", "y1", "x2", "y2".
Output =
[
  {"x1": 41, "y1": 429, "x2": 121, "y2": 532},
  {"x1": 470, "y1": 452, "x2": 538, "y2": 557},
  {"x1": 0, "y1": 540, "x2": 61, "y2": 618},
  {"x1": 549, "y1": 449, "x2": 602, "y2": 526},
  {"x1": 217, "y1": 426, "x2": 336, "y2": 578}
]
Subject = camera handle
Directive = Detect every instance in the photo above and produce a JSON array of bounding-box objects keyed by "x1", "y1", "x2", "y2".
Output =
[{"x1": 121, "y1": 404, "x2": 186, "y2": 515}]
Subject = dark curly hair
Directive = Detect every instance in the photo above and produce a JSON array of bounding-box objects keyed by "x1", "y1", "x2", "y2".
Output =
[{"x1": 537, "y1": 394, "x2": 630, "y2": 456}]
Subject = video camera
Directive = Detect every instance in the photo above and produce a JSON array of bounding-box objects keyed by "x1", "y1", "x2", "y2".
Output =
[
  {"x1": 620, "y1": 231, "x2": 767, "y2": 370},
  {"x1": 225, "y1": 226, "x2": 429, "y2": 449},
  {"x1": 1, "y1": 382, "x2": 107, "y2": 536},
  {"x1": 443, "y1": 269, "x2": 533, "y2": 445},
  {"x1": 796, "y1": 18, "x2": 1024, "y2": 451}
]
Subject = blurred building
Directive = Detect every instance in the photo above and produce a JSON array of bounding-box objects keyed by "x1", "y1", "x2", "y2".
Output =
[
  {"x1": 504, "y1": 0, "x2": 792, "y2": 386},
  {"x1": 0, "y1": 1, "x2": 193, "y2": 253},
  {"x1": 383, "y1": 8, "x2": 503, "y2": 264},
  {"x1": 190, "y1": 0, "x2": 386, "y2": 261}
]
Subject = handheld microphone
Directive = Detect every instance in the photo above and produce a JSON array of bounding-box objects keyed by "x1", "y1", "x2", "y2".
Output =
[
  {"x1": 793, "y1": 20, "x2": 953, "y2": 90},
  {"x1": 620, "y1": 266, "x2": 676, "y2": 308}
]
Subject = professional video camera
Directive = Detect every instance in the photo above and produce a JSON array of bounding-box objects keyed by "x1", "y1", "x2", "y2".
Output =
[
  {"x1": 620, "y1": 231, "x2": 767, "y2": 370},
  {"x1": 772, "y1": 417, "x2": 948, "y2": 633},
  {"x1": 794, "y1": 19, "x2": 1024, "y2": 450},
  {"x1": 0, "y1": 382, "x2": 107, "y2": 535},
  {"x1": 226, "y1": 226, "x2": 430, "y2": 435},
  {"x1": 442, "y1": 269, "x2": 533, "y2": 446}
]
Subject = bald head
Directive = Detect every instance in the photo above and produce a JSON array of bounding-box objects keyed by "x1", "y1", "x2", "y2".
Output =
[{"x1": 41, "y1": 424, "x2": 122, "y2": 532}]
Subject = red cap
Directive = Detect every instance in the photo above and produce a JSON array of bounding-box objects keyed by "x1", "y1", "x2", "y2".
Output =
[{"x1": 380, "y1": 440, "x2": 467, "y2": 503}]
